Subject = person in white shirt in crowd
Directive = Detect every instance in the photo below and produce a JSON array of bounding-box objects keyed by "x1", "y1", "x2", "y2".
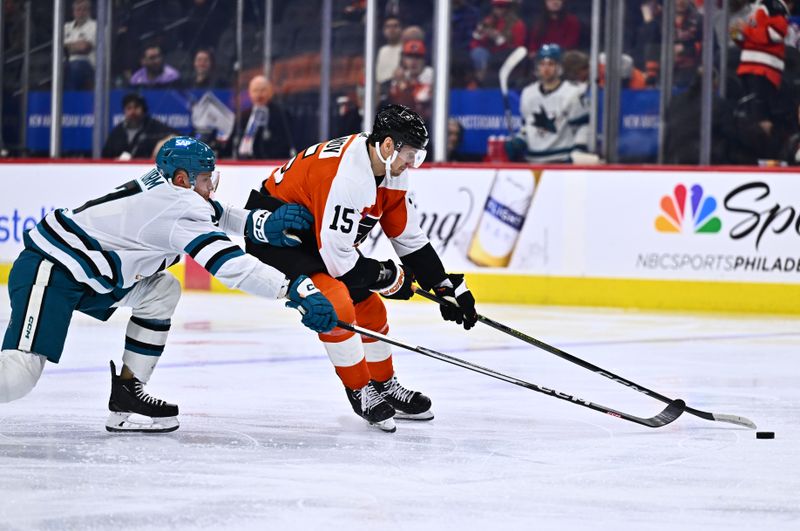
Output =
[
  {"x1": 376, "y1": 16, "x2": 403, "y2": 85},
  {"x1": 63, "y1": 0, "x2": 97, "y2": 90}
]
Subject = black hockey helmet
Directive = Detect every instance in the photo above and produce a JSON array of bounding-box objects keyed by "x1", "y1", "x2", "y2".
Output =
[{"x1": 368, "y1": 104, "x2": 429, "y2": 151}]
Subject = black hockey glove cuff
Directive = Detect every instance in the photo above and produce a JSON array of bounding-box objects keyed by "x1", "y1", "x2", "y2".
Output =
[
  {"x1": 399, "y1": 243, "x2": 447, "y2": 290},
  {"x1": 433, "y1": 274, "x2": 477, "y2": 330}
]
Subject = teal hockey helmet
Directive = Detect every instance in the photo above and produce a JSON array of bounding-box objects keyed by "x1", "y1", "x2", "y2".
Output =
[
  {"x1": 156, "y1": 136, "x2": 216, "y2": 186},
  {"x1": 537, "y1": 43, "x2": 563, "y2": 64}
]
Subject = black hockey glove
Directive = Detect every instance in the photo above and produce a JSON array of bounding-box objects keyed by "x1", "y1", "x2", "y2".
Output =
[
  {"x1": 371, "y1": 260, "x2": 415, "y2": 300},
  {"x1": 246, "y1": 203, "x2": 313, "y2": 247},
  {"x1": 286, "y1": 275, "x2": 338, "y2": 333},
  {"x1": 432, "y1": 274, "x2": 477, "y2": 330}
]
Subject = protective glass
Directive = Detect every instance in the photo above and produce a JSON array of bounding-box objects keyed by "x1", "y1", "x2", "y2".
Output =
[{"x1": 397, "y1": 145, "x2": 427, "y2": 168}]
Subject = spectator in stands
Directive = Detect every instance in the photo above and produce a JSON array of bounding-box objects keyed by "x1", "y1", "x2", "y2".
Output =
[
  {"x1": 388, "y1": 40, "x2": 434, "y2": 122},
  {"x1": 470, "y1": 0, "x2": 526, "y2": 86},
  {"x1": 528, "y1": 0, "x2": 581, "y2": 55},
  {"x1": 130, "y1": 45, "x2": 181, "y2": 88},
  {"x1": 664, "y1": 70, "x2": 773, "y2": 164},
  {"x1": 714, "y1": 0, "x2": 755, "y2": 48},
  {"x1": 401, "y1": 25, "x2": 426, "y2": 44},
  {"x1": 447, "y1": 118, "x2": 483, "y2": 162},
  {"x1": 187, "y1": 49, "x2": 224, "y2": 89},
  {"x1": 451, "y1": 0, "x2": 482, "y2": 88},
  {"x1": 376, "y1": 17, "x2": 403, "y2": 85},
  {"x1": 628, "y1": 0, "x2": 663, "y2": 85},
  {"x1": 599, "y1": 52, "x2": 648, "y2": 89},
  {"x1": 63, "y1": 0, "x2": 96, "y2": 90},
  {"x1": 732, "y1": 0, "x2": 790, "y2": 136},
  {"x1": 673, "y1": 0, "x2": 703, "y2": 88},
  {"x1": 334, "y1": 85, "x2": 364, "y2": 137},
  {"x1": 342, "y1": 0, "x2": 366, "y2": 21},
  {"x1": 233, "y1": 75, "x2": 294, "y2": 160},
  {"x1": 102, "y1": 93, "x2": 176, "y2": 160},
  {"x1": 786, "y1": 0, "x2": 799, "y2": 48},
  {"x1": 630, "y1": 0, "x2": 703, "y2": 88},
  {"x1": 562, "y1": 49, "x2": 589, "y2": 88}
]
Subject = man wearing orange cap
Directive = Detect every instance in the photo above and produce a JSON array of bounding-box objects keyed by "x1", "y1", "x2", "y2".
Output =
[{"x1": 388, "y1": 40, "x2": 433, "y2": 121}]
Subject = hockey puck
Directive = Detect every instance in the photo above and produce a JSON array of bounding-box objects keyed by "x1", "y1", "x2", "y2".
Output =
[{"x1": 756, "y1": 431, "x2": 775, "y2": 439}]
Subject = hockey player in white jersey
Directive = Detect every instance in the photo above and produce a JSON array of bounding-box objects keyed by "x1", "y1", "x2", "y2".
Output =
[
  {"x1": 505, "y1": 43, "x2": 591, "y2": 163},
  {"x1": 0, "y1": 137, "x2": 337, "y2": 432}
]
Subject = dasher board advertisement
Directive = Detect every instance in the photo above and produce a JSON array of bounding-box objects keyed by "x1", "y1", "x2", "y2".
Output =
[
  {"x1": 4, "y1": 164, "x2": 800, "y2": 287},
  {"x1": 513, "y1": 170, "x2": 800, "y2": 283}
]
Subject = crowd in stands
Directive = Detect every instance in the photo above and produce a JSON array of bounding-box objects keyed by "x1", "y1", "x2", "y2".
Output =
[
  {"x1": 436, "y1": 0, "x2": 800, "y2": 165},
  {"x1": 2, "y1": 0, "x2": 800, "y2": 166}
]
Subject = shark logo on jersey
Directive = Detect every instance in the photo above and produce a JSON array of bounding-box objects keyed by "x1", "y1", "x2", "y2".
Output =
[{"x1": 532, "y1": 105, "x2": 557, "y2": 134}]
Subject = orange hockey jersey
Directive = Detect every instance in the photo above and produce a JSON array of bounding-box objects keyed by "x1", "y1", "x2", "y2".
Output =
[{"x1": 263, "y1": 133, "x2": 430, "y2": 279}]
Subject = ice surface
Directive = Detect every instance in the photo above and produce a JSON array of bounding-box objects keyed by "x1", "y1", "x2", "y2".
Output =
[{"x1": 1, "y1": 291, "x2": 798, "y2": 530}]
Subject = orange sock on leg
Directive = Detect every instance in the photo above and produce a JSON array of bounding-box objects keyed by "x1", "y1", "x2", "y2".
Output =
[{"x1": 356, "y1": 293, "x2": 394, "y2": 382}]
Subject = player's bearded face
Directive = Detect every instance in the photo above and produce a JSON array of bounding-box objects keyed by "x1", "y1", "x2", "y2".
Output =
[{"x1": 537, "y1": 59, "x2": 559, "y2": 83}]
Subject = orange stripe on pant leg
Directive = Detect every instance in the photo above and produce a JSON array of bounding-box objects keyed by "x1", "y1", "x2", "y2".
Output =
[
  {"x1": 311, "y1": 273, "x2": 355, "y2": 343},
  {"x1": 310, "y1": 273, "x2": 369, "y2": 389},
  {"x1": 356, "y1": 293, "x2": 394, "y2": 382}
]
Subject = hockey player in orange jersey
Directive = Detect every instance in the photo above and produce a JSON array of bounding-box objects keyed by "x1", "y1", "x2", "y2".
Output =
[{"x1": 244, "y1": 104, "x2": 478, "y2": 432}]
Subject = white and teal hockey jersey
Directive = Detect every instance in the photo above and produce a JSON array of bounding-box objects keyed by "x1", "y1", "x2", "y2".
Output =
[
  {"x1": 517, "y1": 80, "x2": 589, "y2": 163},
  {"x1": 24, "y1": 168, "x2": 288, "y2": 299}
]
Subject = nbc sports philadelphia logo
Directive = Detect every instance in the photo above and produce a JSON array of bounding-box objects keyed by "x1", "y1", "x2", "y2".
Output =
[
  {"x1": 640, "y1": 181, "x2": 800, "y2": 275},
  {"x1": 655, "y1": 184, "x2": 721, "y2": 234}
]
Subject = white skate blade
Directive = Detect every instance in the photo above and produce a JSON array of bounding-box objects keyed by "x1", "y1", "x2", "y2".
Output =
[
  {"x1": 105, "y1": 412, "x2": 179, "y2": 433},
  {"x1": 370, "y1": 417, "x2": 397, "y2": 433},
  {"x1": 394, "y1": 409, "x2": 434, "y2": 421}
]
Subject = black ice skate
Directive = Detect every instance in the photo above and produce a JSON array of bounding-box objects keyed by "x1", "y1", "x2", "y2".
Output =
[
  {"x1": 345, "y1": 382, "x2": 396, "y2": 432},
  {"x1": 373, "y1": 375, "x2": 434, "y2": 421},
  {"x1": 105, "y1": 360, "x2": 179, "y2": 433}
]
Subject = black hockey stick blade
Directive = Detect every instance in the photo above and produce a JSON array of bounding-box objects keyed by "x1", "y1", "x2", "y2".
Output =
[
  {"x1": 412, "y1": 287, "x2": 755, "y2": 429},
  {"x1": 637, "y1": 399, "x2": 686, "y2": 428},
  {"x1": 339, "y1": 320, "x2": 685, "y2": 429}
]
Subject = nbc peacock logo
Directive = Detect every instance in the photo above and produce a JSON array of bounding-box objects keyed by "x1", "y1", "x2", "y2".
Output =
[{"x1": 655, "y1": 184, "x2": 722, "y2": 234}]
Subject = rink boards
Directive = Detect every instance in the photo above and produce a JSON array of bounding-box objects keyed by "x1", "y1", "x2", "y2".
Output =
[{"x1": 1, "y1": 161, "x2": 799, "y2": 314}]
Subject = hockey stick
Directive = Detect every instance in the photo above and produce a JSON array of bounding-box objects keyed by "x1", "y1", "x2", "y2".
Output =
[
  {"x1": 499, "y1": 46, "x2": 528, "y2": 135},
  {"x1": 337, "y1": 320, "x2": 684, "y2": 429},
  {"x1": 412, "y1": 288, "x2": 757, "y2": 429}
]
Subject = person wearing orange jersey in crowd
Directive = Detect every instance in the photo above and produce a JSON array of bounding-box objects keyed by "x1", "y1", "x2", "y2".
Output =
[{"x1": 242, "y1": 104, "x2": 478, "y2": 433}]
